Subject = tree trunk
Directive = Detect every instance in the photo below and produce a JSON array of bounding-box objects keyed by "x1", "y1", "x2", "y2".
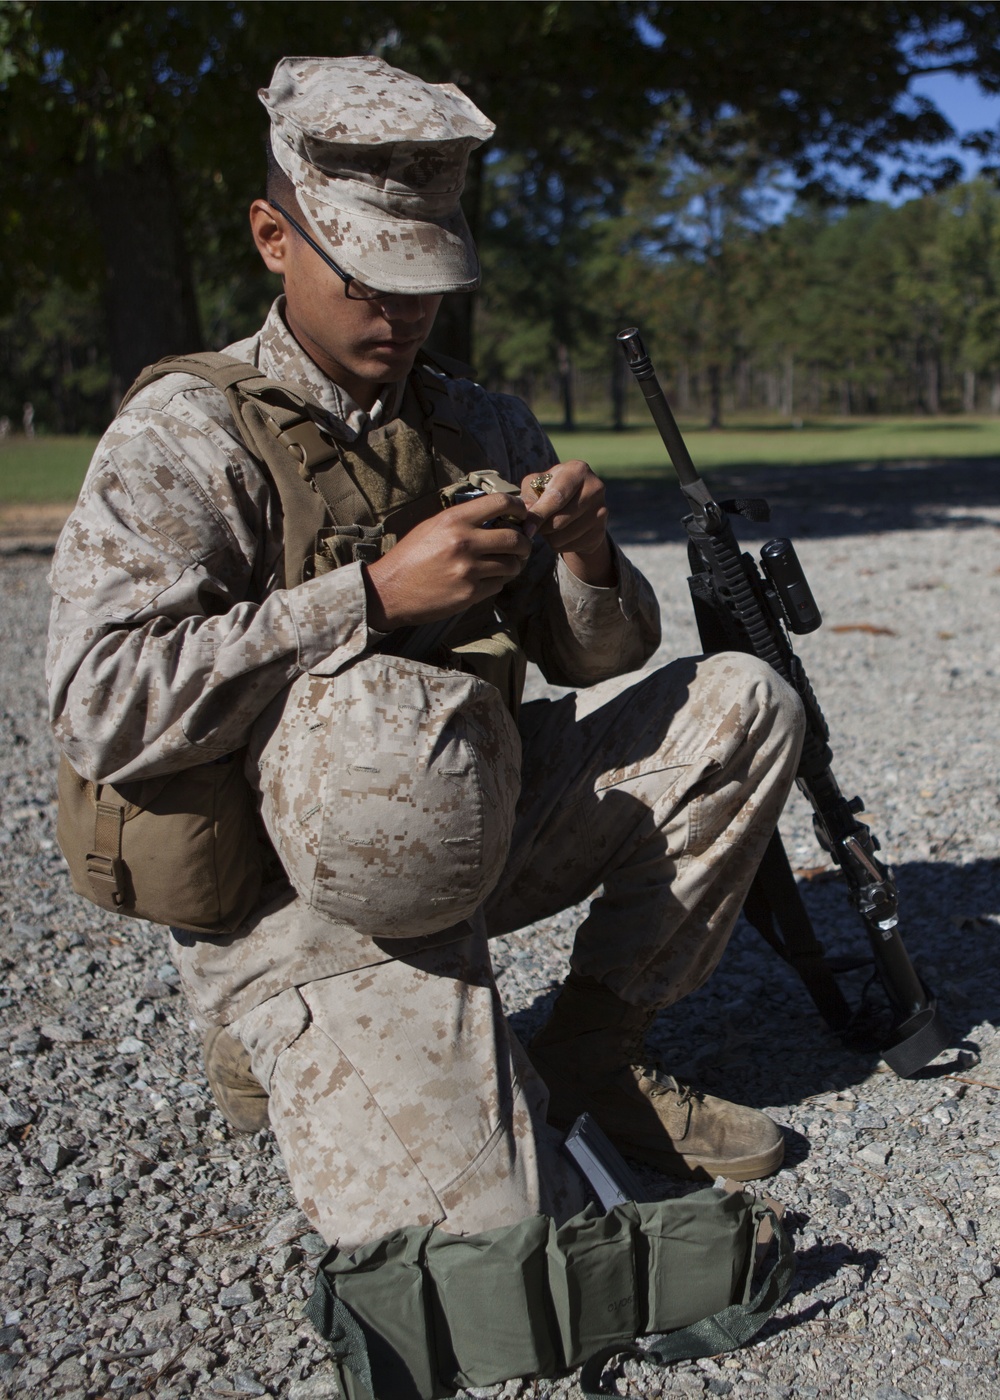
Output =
[
  {"x1": 425, "y1": 147, "x2": 484, "y2": 370},
  {"x1": 735, "y1": 356, "x2": 750, "y2": 410},
  {"x1": 426, "y1": 294, "x2": 476, "y2": 373},
  {"x1": 558, "y1": 343, "x2": 575, "y2": 431},
  {"x1": 809, "y1": 365, "x2": 821, "y2": 415},
  {"x1": 991, "y1": 374, "x2": 1000, "y2": 415},
  {"x1": 963, "y1": 368, "x2": 976, "y2": 414},
  {"x1": 707, "y1": 362, "x2": 722, "y2": 429},
  {"x1": 924, "y1": 356, "x2": 940, "y2": 415},
  {"x1": 91, "y1": 144, "x2": 203, "y2": 407},
  {"x1": 677, "y1": 361, "x2": 691, "y2": 413},
  {"x1": 780, "y1": 354, "x2": 794, "y2": 418},
  {"x1": 611, "y1": 340, "x2": 627, "y2": 431}
]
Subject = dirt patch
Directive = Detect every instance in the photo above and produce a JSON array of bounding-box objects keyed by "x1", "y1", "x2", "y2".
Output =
[{"x1": 0, "y1": 502, "x2": 71, "y2": 552}]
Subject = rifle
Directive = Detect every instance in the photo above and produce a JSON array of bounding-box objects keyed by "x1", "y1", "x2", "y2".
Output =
[{"x1": 617, "y1": 328, "x2": 949, "y2": 1076}]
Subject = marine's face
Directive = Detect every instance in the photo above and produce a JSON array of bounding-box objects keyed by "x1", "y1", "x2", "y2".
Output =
[{"x1": 250, "y1": 199, "x2": 442, "y2": 409}]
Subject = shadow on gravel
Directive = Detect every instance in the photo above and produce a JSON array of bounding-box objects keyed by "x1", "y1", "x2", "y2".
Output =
[
  {"x1": 765, "y1": 1234, "x2": 882, "y2": 1322},
  {"x1": 508, "y1": 855, "x2": 998, "y2": 1112},
  {"x1": 605, "y1": 458, "x2": 1000, "y2": 544}
]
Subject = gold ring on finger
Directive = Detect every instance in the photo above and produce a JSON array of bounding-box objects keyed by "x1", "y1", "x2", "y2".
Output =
[{"x1": 530, "y1": 472, "x2": 553, "y2": 498}]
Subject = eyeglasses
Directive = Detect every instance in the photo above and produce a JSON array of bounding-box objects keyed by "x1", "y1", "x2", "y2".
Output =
[{"x1": 268, "y1": 198, "x2": 388, "y2": 301}]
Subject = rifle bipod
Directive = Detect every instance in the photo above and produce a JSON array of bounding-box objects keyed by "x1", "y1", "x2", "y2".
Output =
[{"x1": 743, "y1": 830, "x2": 948, "y2": 1076}]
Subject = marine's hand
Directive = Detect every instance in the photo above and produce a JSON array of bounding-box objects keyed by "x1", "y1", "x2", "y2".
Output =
[
  {"x1": 363, "y1": 492, "x2": 532, "y2": 629},
  {"x1": 521, "y1": 459, "x2": 615, "y2": 587}
]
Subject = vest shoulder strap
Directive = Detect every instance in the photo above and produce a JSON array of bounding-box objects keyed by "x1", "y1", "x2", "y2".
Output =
[
  {"x1": 117, "y1": 352, "x2": 377, "y2": 584},
  {"x1": 119, "y1": 351, "x2": 270, "y2": 411}
]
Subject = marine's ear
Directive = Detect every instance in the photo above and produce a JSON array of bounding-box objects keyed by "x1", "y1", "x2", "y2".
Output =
[{"x1": 249, "y1": 199, "x2": 292, "y2": 275}]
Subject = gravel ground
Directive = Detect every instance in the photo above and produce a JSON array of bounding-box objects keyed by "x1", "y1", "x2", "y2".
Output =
[{"x1": 1, "y1": 457, "x2": 998, "y2": 1400}]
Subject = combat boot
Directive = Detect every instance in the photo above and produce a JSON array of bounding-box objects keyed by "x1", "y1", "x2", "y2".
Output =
[
  {"x1": 202, "y1": 1026, "x2": 270, "y2": 1134},
  {"x1": 529, "y1": 972, "x2": 783, "y2": 1181}
]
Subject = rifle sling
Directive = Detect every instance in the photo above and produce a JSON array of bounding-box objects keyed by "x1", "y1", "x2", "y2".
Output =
[{"x1": 742, "y1": 833, "x2": 853, "y2": 1032}]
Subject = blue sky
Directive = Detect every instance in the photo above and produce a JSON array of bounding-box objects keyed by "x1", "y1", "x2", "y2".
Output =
[{"x1": 874, "y1": 70, "x2": 1000, "y2": 201}]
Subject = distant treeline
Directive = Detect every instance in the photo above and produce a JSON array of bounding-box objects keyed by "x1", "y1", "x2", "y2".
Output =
[
  {"x1": 2, "y1": 178, "x2": 999, "y2": 436},
  {"x1": 632, "y1": 180, "x2": 1000, "y2": 425},
  {"x1": 474, "y1": 179, "x2": 1000, "y2": 430}
]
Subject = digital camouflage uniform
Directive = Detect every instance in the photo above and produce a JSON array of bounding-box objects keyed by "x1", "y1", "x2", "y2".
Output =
[{"x1": 47, "y1": 57, "x2": 805, "y2": 1253}]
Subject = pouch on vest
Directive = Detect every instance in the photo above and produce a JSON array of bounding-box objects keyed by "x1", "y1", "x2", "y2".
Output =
[
  {"x1": 305, "y1": 1188, "x2": 793, "y2": 1400},
  {"x1": 53, "y1": 352, "x2": 344, "y2": 933},
  {"x1": 56, "y1": 752, "x2": 262, "y2": 934}
]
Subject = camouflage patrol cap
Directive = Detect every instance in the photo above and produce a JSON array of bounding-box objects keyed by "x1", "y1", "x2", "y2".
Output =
[
  {"x1": 259, "y1": 56, "x2": 495, "y2": 295},
  {"x1": 248, "y1": 656, "x2": 520, "y2": 938}
]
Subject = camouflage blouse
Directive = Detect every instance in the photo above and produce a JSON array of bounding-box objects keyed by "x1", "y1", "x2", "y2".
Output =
[{"x1": 47, "y1": 298, "x2": 660, "y2": 784}]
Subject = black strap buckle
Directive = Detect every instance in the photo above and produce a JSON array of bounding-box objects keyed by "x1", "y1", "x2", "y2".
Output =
[{"x1": 85, "y1": 852, "x2": 127, "y2": 906}]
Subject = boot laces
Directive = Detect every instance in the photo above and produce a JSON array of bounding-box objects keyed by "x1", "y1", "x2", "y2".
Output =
[
  {"x1": 622, "y1": 1021, "x2": 703, "y2": 1105},
  {"x1": 630, "y1": 1061, "x2": 700, "y2": 1105}
]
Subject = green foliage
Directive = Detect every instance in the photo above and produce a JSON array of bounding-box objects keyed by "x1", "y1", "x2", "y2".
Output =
[
  {"x1": 0, "y1": 281, "x2": 111, "y2": 433},
  {"x1": 932, "y1": 180, "x2": 1000, "y2": 377},
  {"x1": 0, "y1": 1, "x2": 666, "y2": 360},
  {"x1": 4, "y1": 2, "x2": 1000, "y2": 425}
]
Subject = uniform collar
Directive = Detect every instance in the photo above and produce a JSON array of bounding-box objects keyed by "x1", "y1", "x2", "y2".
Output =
[{"x1": 255, "y1": 296, "x2": 405, "y2": 440}]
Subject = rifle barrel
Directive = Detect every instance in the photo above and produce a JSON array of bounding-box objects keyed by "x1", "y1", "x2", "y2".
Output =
[{"x1": 616, "y1": 329, "x2": 701, "y2": 489}]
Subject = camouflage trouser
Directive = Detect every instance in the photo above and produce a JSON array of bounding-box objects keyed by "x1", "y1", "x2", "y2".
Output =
[{"x1": 228, "y1": 652, "x2": 804, "y2": 1250}]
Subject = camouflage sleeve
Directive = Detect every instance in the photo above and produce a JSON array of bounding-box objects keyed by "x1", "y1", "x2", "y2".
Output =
[
  {"x1": 485, "y1": 391, "x2": 662, "y2": 686},
  {"x1": 46, "y1": 393, "x2": 372, "y2": 784}
]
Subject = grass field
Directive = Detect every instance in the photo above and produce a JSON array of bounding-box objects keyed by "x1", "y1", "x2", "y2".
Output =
[
  {"x1": 549, "y1": 415, "x2": 1000, "y2": 477},
  {"x1": 0, "y1": 436, "x2": 100, "y2": 503},
  {"x1": 2, "y1": 416, "x2": 1000, "y2": 504}
]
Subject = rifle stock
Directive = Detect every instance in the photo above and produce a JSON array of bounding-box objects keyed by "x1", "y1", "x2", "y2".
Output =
[{"x1": 617, "y1": 328, "x2": 949, "y2": 1076}]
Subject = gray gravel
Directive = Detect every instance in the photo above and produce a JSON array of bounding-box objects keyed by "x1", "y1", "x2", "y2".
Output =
[{"x1": 2, "y1": 457, "x2": 999, "y2": 1400}]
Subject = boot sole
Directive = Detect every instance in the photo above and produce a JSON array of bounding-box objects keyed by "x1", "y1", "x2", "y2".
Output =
[{"x1": 609, "y1": 1130, "x2": 785, "y2": 1182}]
